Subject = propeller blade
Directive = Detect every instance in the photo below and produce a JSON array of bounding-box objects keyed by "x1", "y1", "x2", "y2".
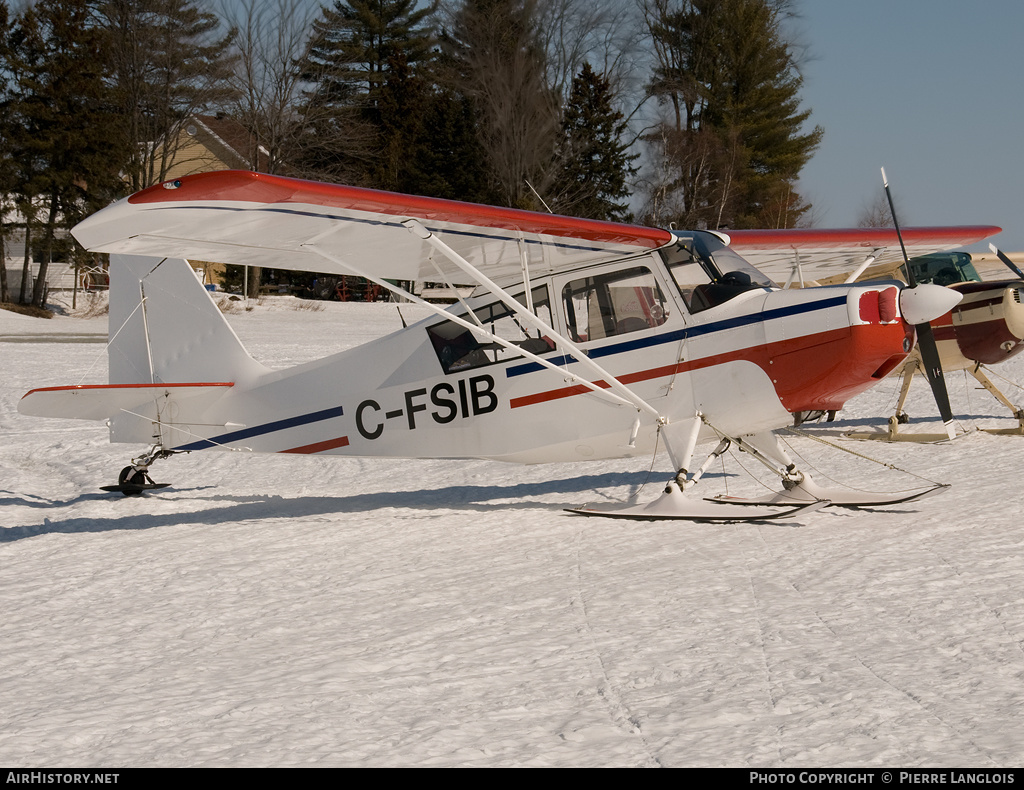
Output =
[
  {"x1": 988, "y1": 243, "x2": 1024, "y2": 279},
  {"x1": 881, "y1": 167, "x2": 917, "y2": 288},
  {"x1": 915, "y1": 321, "x2": 956, "y2": 431},
  {"x1": 882, "y1": 168, "x2": 956, "y2": 439}
]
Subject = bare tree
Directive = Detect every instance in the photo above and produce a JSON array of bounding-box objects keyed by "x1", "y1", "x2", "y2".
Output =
[
  {"x1": 536, "y1": 0, "x2": 646, "y2": 105},
  {"x1": 221, "y1": 0, "x2": 318, "y2": 175},
  {"x1": 0, "y1": 0, "x2": 12, "y2": 303},
  {"x1": 441, "y1": 0, "x2": 562, "y2": 208},
  {"x1": 857, "y1": 190, "x2": 897, "y2": 228}
]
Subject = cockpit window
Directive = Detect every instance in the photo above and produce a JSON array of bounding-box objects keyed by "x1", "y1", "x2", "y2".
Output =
[
  {"x1": 661, "y1": 231, "x2": 771, "y2": 313},
  {"x1": 907, "y1": 252, "x2": 981, "y2": 286}
]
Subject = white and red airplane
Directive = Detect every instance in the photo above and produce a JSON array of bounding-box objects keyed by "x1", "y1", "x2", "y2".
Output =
[
  {"x1": 726, "y1": 230, "x2": 1024, "y2": 439},
  {"x1": 17, "y1": 171, "x2": 1000, "y2": 520}
]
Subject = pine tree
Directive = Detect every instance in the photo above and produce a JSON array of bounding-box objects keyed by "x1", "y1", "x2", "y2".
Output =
[
  {"x1": 297, "y1": 0, "x2": 438, "y2": 184},
  {"x1": 411, "y1": 84, "x2": 490, "y2": 203},
  {"x1": 642, "y1": 0, "x2": 821, "y2": 230},
  {"x1": 4, "y1": 0, "x2": 124, "y2": 306},
  {"x1": 551, "y1": 63, "x2": 637, "y2": 222},
  {"x1": 302, "y1": 0, "x2": 437, "y2": 101},
  {"x1": 368, "y1": 47, "x2": 491, "y2": 202}
]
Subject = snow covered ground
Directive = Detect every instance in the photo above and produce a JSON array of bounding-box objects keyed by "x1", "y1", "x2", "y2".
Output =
[{"x1": 3, "y1": 295, "x2": 1024, "y2": 767}]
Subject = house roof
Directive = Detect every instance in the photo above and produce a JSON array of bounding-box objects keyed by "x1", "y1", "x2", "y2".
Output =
[{"x1": 190, "y1": 114, "x2": 270, "y2": 172}]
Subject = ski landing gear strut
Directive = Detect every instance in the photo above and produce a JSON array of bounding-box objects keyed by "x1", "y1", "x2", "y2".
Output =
[
  {"x1": 567, "y1": 425, "x2": 948, "y2": 522},
  {"x1": 101, "y1": 445, "x2": 175, "y2": 496},
  {"x1": 706, "y1": 431, "x2": 948, "y2": 508}
]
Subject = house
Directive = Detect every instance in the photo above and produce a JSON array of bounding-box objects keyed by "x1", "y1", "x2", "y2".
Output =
[{"x1": 159, "y1": 114, "x2": 270, "y2": 182}]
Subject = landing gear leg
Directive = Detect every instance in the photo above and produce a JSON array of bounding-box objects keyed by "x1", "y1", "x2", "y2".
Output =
[
  {"x1": 889, "y1": 360, "x2": 918, "y2": 437},
  {"x1": 971, "y1": 364, "x2": 1024, "y2": 435},
  {"x1": 671, "y1": 438, "x2": 731, "y2": 492}
]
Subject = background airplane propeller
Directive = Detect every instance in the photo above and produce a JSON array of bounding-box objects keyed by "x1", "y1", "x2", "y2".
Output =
[
  {"x1": 882, "y1": 168, "x2": 957, "y2": 439},
  {"x1": 989, "y1": 243, "x2": 1024, "y2": 279}
]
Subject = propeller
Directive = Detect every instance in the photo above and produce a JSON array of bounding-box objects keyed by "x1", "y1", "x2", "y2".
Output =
[
  {"x1": 989, "y1": 243, "x2": 1024, "y2": 279},
  {"x1": 881, "y1": 168, "x2": 959, "y2": 440}
]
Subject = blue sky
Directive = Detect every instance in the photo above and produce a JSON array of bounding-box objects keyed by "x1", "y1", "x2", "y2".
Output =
[{"x1": 791, "y1": 0, "x2": 1023, "y2": 252}]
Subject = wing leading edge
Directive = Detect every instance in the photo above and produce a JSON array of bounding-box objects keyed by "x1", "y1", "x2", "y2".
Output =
[{"x1": 72, "y1": 171, "x2": 674, "y2": 286}]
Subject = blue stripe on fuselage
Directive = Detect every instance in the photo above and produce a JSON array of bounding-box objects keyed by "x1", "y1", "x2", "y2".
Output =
[
  {"x1": 506, "y1": 293, "x2": 849, "y2": 377},
  {"x1": 173, "y1": 404, "x2": 345, "y2": 451}
]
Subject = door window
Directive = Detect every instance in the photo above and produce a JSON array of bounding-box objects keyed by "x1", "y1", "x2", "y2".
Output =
[{"x1": 561, "y1": 266, "x2": 669, "y2": 343}]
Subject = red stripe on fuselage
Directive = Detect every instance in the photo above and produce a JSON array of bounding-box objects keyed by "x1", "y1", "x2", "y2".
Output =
[
  {"x1": 280, "y1": 435, "x2": 350, "y2": 454},
  {"x1": 510, "y1": 323, "x2": 910, "y2": 413},
  {"x1": 22, "y1": 382, "x2": 234, "y2": 397}
]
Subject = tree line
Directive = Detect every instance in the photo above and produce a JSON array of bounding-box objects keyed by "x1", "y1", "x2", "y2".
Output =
[{"x1": 0, "y1": 0, "x2": 822, "y2": 307}]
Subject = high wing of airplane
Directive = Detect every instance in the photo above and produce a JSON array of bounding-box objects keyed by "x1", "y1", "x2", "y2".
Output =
[
  {"x1": 726, "y1": 226, "x2": 1001, "y2": 288},
  {"x1": 727, "y1": 227, "x2": 1024, "y2": 439},
  {"x1": 17, "y1": 171, "x2": 1001, "y2": 520}
]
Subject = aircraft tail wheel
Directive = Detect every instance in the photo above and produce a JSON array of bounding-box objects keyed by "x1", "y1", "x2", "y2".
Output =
[
  {"x1": 101, "y1": 447, "x2": 174, "y2": 495},
  {"x1": 118, "y1": 466, "x2": 149, "y2": 497}
]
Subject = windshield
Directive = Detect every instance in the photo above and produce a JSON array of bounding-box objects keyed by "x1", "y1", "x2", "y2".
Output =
[
  {"x1": 906, "y1": 252, "x2": 981, "y2": 286},
  {"x1": 692, "y1": 232, "x2": 775, "y2": 287},
  {"x1": 660, "y1": 231, "x2": 772, "y2": 313}
]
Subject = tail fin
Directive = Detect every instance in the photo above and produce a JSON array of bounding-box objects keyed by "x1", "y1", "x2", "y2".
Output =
[
  {"x1": 19, "y1": 256, "x2": 266, "y2": 445},
  {"x1": 109, "y1": 255, "x2": 268, "y2": 385}
]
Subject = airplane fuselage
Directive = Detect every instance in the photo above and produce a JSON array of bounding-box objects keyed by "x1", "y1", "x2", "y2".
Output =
[
  {"x1": 932, "y1": 279, "x2": 1024, "y2": 368},
  {"x1": 130, "y1": 251, "x2": 914, "y2": 465}
]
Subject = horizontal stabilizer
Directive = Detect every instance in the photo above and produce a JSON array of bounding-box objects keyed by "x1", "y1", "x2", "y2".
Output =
[{"x1": 19, "y1": 383, "x2": 233, "y2": 420}]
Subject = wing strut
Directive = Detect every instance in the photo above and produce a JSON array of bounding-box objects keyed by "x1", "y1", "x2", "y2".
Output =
[
  {"x1": 842, "y1": 248, "x2": 886, "y2": 284},
  {"x1": 781, "y1": 250, "x2": 804, "y2": 289},
  {"x1": 399, "y1": 218, "x2": 667, "y2": 423},
  {"x1": 302, "y1": 241, "x2": 663, "y2": 421}
]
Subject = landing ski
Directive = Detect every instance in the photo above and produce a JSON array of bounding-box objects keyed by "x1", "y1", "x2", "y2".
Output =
[
  {"x1": 844, "y1": 429, "x2": 962, "y2": 444},
  {"x1": 100, "y1": 482, "x2": 171, "y2": 495},
  {"x1": 567, "y1": 485, "x2": 830, "y2": 522},
  {"x1": 844, "y1": 416, "x2": 962, "y2": 443},
  {"x1": 709, "y1": 474, "x2": 949, "y2": 509}
]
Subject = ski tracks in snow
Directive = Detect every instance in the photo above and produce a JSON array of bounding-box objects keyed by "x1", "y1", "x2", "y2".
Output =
[
  {"x1": 568, "y1": 527, "x2": 662, "y2": 767},
  {"x1": 741, "y1": 522, "x2": 1022, "y2": 766}
]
